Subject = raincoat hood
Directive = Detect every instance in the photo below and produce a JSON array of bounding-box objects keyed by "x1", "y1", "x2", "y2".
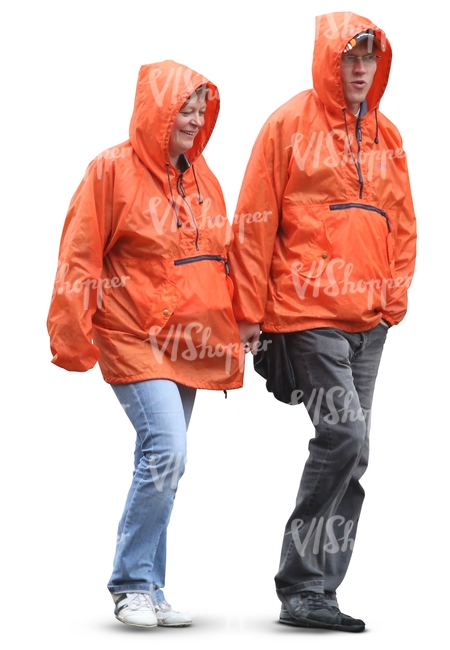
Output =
[
  {"x1": 129, "y1": 60, "x2": 220, "y2": 171},
  {"x1": 313, "y1": 12, "x2": 392, "y2": 115}
]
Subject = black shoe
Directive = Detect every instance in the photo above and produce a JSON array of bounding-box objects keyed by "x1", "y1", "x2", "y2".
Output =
[
  {"x1": 279, "y1": 591, "x2": 365, "y2": 633},
  {"x1": 327, "y1": 605, "x2": 365, "y2": 631}
]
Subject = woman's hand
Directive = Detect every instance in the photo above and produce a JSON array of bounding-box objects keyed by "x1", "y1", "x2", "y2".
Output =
[{"x1": 237, "y1": 320, "x2": 261, "y2": 355}]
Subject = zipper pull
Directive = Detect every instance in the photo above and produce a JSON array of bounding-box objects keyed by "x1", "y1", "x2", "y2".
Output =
[
  {"x1": 380, "y1": 209, "x2": 392, "y2": 232},
  {"x1": 177, "y1": 174, "x2": 186, "y2": 198}
]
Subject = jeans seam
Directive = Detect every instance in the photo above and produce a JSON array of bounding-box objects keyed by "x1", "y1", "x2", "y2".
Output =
[
  {"x1": 298, "y1": 340, "x2": 333, "y2": 519},
  {"x1": 118, "y1": 384, "x2": 155, "y2": 546}
]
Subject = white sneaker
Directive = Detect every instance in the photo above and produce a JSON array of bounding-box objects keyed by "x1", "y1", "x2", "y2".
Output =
[
  {"x1": 154, "y1": 600, "x2": 192, "y2": 627},
  {"x1": 113, "y1": 592, "x2": 157, "y2": 627}
]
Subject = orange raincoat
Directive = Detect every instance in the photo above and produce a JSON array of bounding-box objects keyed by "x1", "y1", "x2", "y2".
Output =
[
  {"x1": 229, "y1": 12, "x2": 416, "y2": 333},
  {"x1": 47, "y1": 61, "x2": 243, "y2": 389}
]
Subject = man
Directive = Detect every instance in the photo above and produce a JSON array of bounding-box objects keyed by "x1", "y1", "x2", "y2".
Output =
[{"x1": 228, "y1": 12, "x2": 416, "y2": 633}]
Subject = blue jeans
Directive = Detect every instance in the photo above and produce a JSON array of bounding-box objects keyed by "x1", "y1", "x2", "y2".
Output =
[
  {"x1": 107, "y1": 379, "x2": 196, "y2": 603},
  {"x1": 275, "y1": 325, "x2": 387, "y2": 602}
]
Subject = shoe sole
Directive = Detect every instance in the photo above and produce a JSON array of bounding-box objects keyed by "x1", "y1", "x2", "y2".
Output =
[
  {"x1": 115, "y1": 615, "x2": 157, "y2": 628},
  {"x1": 279, "y1": 615, "x2": 364, "y2": 633},
  {"x1": 157, "y1": 621, "x2": 192, "y2": 627},
  {"x1": 278, "y1": 597, "x2": 365, "y2": 633}
]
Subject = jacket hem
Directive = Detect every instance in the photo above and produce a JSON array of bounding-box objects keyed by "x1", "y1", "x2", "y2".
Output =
[
  {"x1": 261, "y1": 318, "x2": 383, "y2": 334},
  {"x1": 103, "y1": 371, "x2": 243, "y2": 390}
]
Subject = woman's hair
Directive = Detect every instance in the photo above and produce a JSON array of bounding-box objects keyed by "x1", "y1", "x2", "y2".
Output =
[
  {"x1": 179, "y1": 84, "x2": 210, "y2": 111},
  {"x1": 190, "y1": 84, "x2": 210, "y2": 103},
  {"x1": 198, "y1": 83, "x2": 210, "y2": 99}
]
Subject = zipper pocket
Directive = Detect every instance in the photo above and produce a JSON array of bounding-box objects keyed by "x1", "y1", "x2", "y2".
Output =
[
  {"x1": 329, "y1": 203, "x2": 392, "y2": 232},
  {"x1": 174, "y1": 255, "x2": 230, "y2": 274}
]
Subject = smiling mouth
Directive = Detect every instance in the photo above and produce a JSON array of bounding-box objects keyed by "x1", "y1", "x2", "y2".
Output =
[{"x1": 181, "y1": 130, "x2": 196, "y2": 136}]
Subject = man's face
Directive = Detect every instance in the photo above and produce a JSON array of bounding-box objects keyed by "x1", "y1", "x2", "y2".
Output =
[{"x1": 340, "y1": 40, "x2": 379, "y2": 115}]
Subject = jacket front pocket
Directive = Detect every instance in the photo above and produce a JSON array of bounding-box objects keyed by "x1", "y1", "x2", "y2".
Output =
[
  {"x1": 280, "y1": 205, "x2": 332, "y2": 279},
  {"x1": 328, "y1": 203, "x2": 394, "y2": 277}
]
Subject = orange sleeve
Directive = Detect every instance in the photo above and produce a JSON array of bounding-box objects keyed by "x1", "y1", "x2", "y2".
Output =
[
  {"x1": 47, "y1": 160, "x2": 113, "y2": 371},
  {"x1": 228, "y1": 119, "x2": 290, "y2": 323},
  {"x1": 382, "y1": 162, "x2": 417, "y2": 326}
]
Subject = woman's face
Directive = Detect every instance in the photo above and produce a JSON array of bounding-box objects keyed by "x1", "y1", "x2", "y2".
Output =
[{"x1": 169, "y1": 95, "x2": 207, "y2": 163}]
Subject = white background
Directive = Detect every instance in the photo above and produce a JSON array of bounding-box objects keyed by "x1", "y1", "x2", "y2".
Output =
[{"x1": 2, "y1": 1, "x2": 447, "y2": 648}]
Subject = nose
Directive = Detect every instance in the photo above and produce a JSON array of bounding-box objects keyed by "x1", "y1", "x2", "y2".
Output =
[
  {"x1": 353, "y1": 57, "x2": 367, "y2": 73},
  {"x1": 190, "y1": 112, "x2": 204, "y2": 128}
]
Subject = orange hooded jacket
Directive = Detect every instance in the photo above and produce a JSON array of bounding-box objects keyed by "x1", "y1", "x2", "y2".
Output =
[
  {"x1": 228, "y1": 12, "x2": 416, "y2": 333},
  {"x1": 47, "y1": 61, "x2": 243, "y2": 389}
]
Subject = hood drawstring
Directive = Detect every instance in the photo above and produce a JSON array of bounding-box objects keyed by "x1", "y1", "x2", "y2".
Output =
[
  {"x1": 192, "y1": 165, "x2": 204, "y2": 205},
  {"x1": 178, "y1": 154, "x2": 203, "y2": 204},
  {"x1": 165, "y1": 156, "x2": 204, "y2": 230},
  {"x1": 374, "y1": 108, "x2": 379, "y2": 144},
  {"x1": 165, "y1": 164, "x2": 182, "y2": 228},
  {"x1": 343, "y1": 108, "x2": 364, "y2": 198}
]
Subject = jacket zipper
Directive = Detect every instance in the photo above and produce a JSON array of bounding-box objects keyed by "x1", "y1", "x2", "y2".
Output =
[
  {"x1": 174, "y1": 255, "x2": 230, "y2": 275},
  {"x1": 355, "y1": 114, "x2": 364, "y2": 199},
  {"x1": 177, "y1": 173, "x2": 200, "y2": 250},
  {"x1": 329, "y1": 203, "x2": 392, "y2": 232}
]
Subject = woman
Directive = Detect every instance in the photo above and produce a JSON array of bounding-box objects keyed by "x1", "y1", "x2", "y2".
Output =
[{"x1": 47, "y1": 61, "x2": 243, "y2": 628}]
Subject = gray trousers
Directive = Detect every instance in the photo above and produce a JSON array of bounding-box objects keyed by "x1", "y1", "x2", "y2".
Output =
[{"x1": 275, "y1": 325, "x2": 388, "y2": 601}]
